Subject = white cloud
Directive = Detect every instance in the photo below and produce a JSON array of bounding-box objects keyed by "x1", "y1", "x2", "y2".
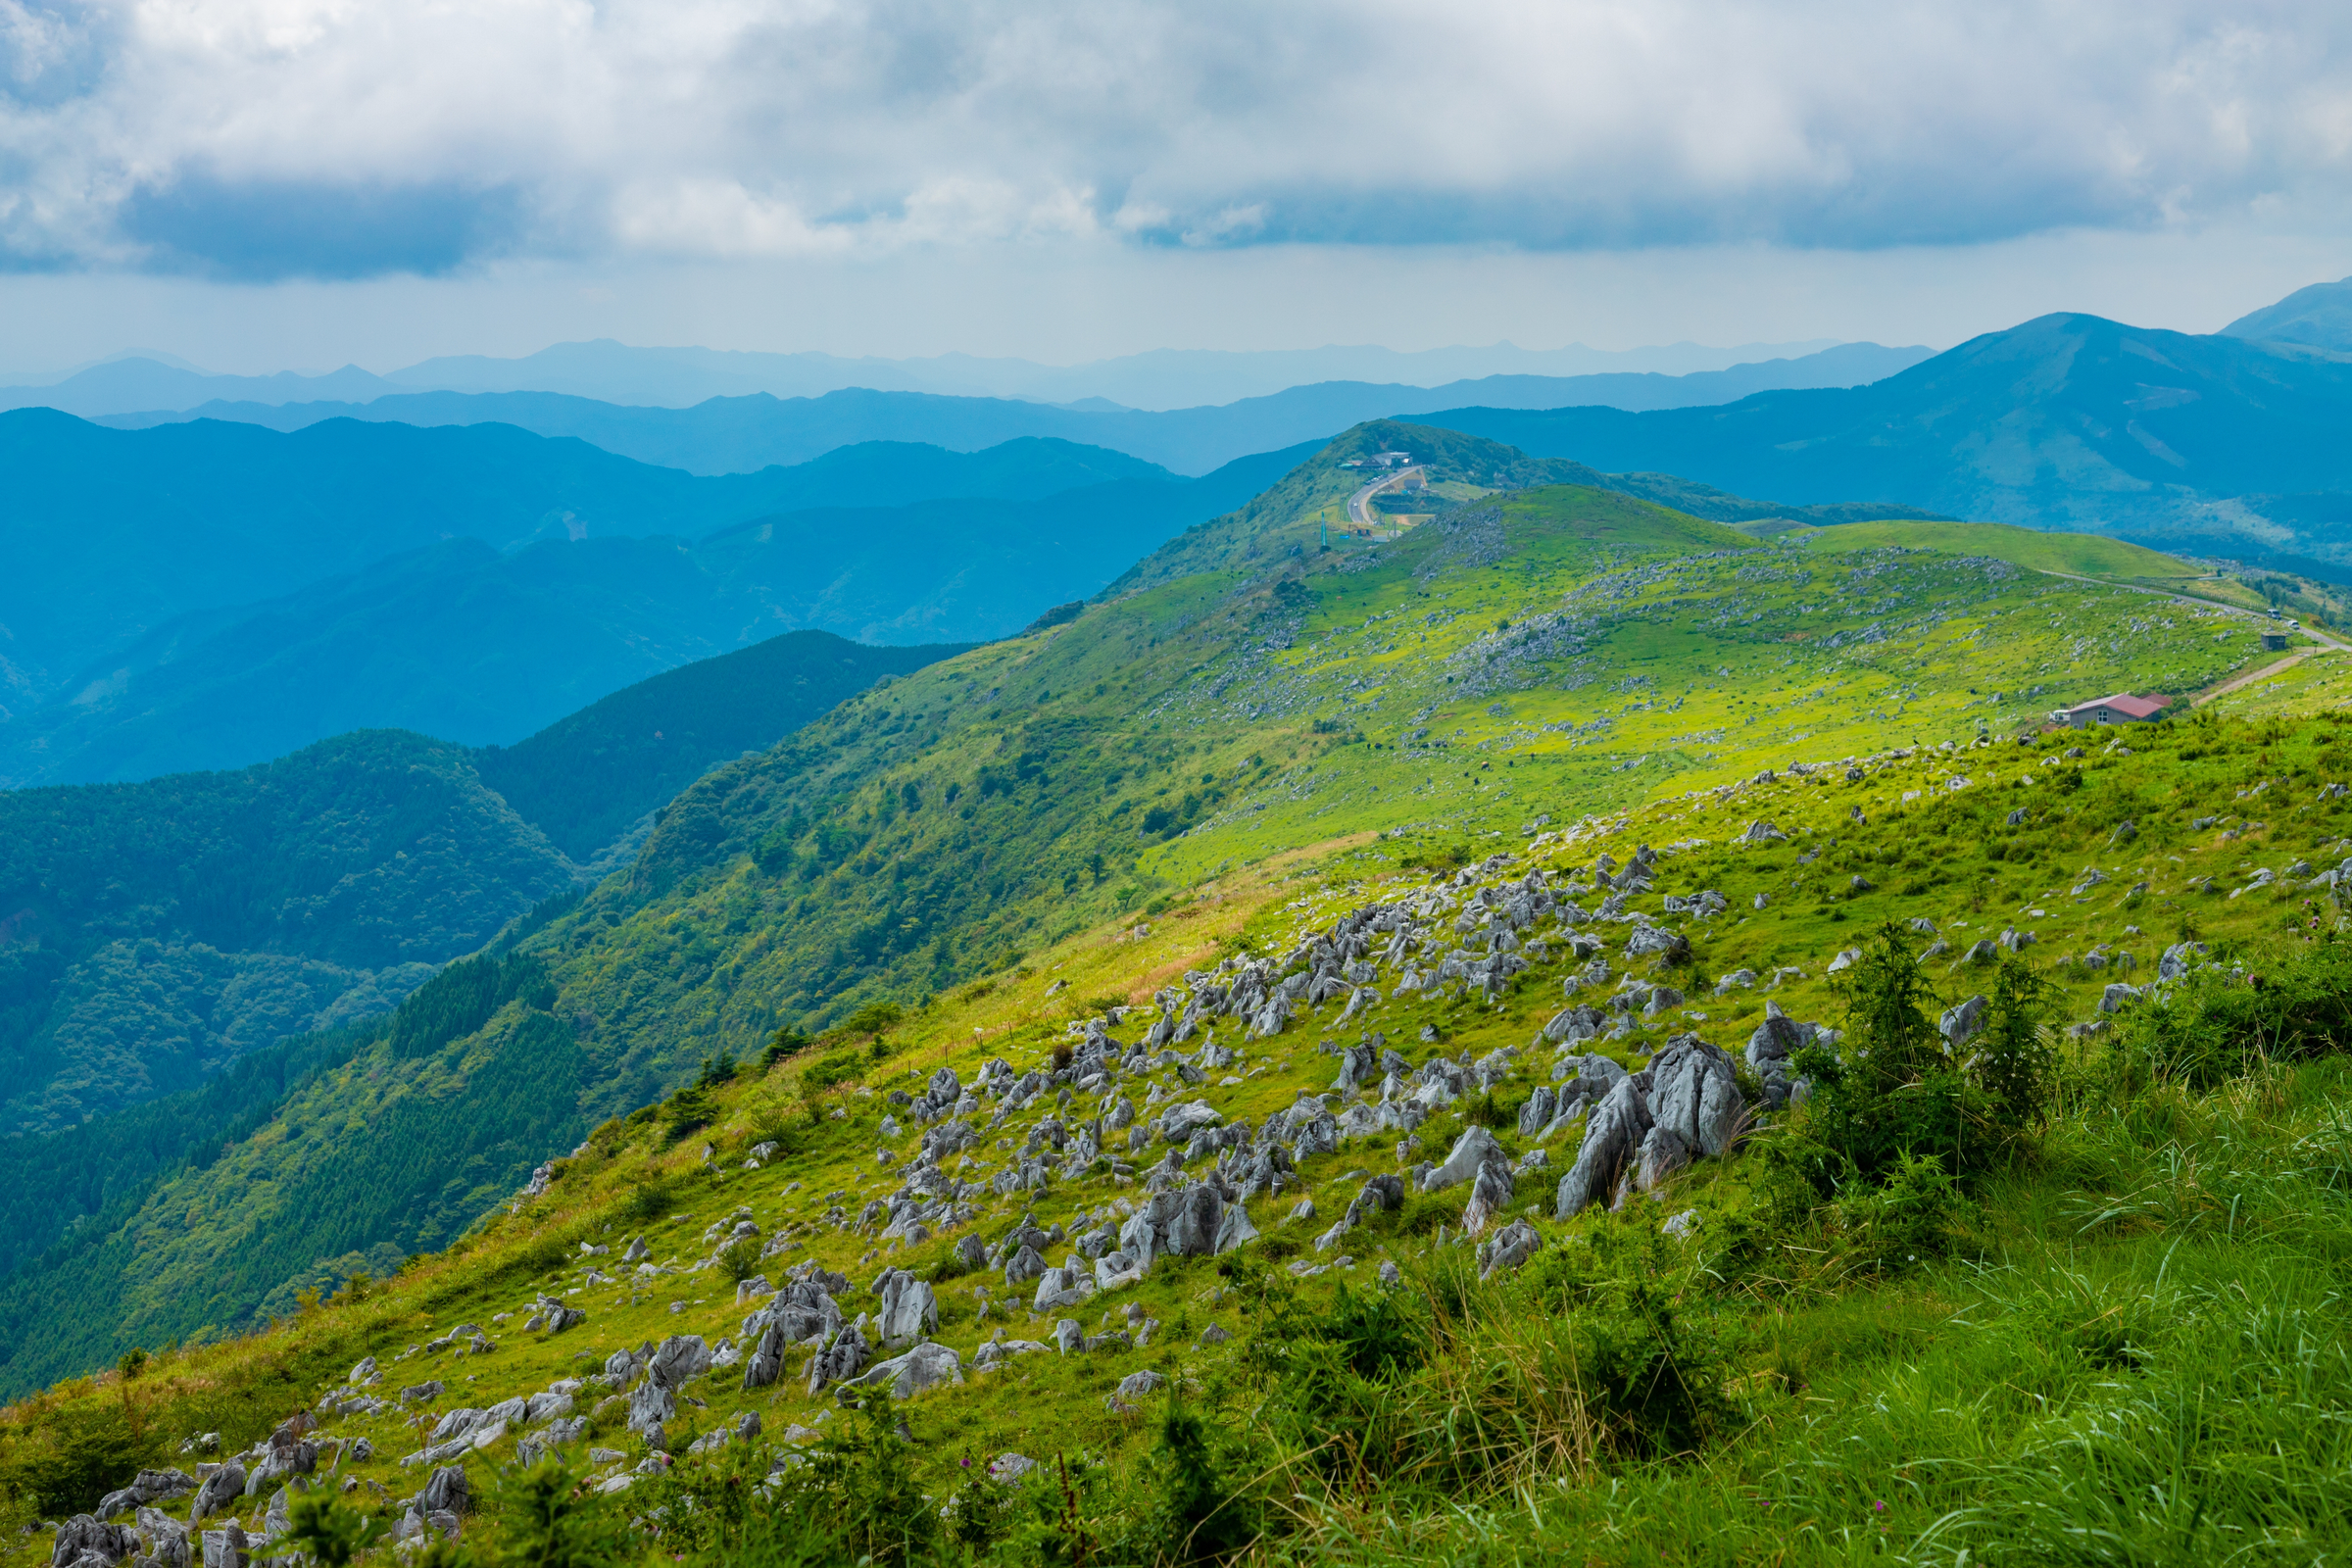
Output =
[{"x1": 0, "y1": 0, "x2": 2347, "y2": 276}]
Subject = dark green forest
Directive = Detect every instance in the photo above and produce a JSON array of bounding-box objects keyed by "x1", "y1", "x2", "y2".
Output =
[{"x1": 475, "y1": 630, "x2": 969, "y2": 861}]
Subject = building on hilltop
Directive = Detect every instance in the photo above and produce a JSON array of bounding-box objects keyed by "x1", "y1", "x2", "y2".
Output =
[{"x1": 2054, "y1": 692, "x2": 2171, "y2": 728}]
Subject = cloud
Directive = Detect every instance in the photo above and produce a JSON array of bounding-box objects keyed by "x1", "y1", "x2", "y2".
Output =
[{"x1": 1, "y1": 0, "x2": 2348, "y2": 277}]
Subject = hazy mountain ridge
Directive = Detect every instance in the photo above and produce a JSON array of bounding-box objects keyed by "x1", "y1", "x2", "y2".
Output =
[
  {"x1": 5, "y1": 336, "x2": 1885, "y2": 416},
  {"x1": 90, "y1": 343, "x2": 1933, "y2": 476},
  {"x1": 0, "y1": 421, "x2": 1297, "y2": 787},
  {"x1": 2221, "y1": 272, "x2": 2352, "y2": 353}
]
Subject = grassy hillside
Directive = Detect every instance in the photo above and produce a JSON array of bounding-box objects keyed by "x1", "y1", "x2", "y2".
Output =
[
  {"x1": 475, "y1": 632, "x2": 974, "y2": 865},
  {"x1": 4, "y1": 692, "x2": 2350, "y2": 1565},
  {"x1": 0, "y1": 427, "x2": 2294, "y2": 1389}
]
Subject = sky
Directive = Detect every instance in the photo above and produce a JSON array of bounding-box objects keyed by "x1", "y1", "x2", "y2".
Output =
[{"x1": 1, "y1": 0, "x2": 2348, "y2": 373}]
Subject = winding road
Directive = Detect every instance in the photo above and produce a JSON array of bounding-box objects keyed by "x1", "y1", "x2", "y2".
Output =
[{"x1": 1347, "y1": 466, "x2": 1416, "y2": 527}]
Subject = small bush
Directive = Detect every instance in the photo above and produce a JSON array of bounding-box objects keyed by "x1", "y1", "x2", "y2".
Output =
[
  {"x1": 843, "y1": 1002, "x2": 905, "y2": 1038},
  {"x1": 803, "y1": 1050, "x2": 865, "y2": 1094},
  {"x1": 1833, "y1": 1151, "x2": 1976, "y2": 1274},
  {"x1": 624, "y1": 1177, "x2": 679, "y2": 1224},
  {"x1": 1124, "y1": 1403, "x2": 1258, "y2": 1565},
  {"x1": 717, "y1": 1239, "x2": 763, "y2": 1284}
]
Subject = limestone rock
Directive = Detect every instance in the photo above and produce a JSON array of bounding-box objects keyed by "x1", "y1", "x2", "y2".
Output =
[
  {"x1": 1556, "y1": 1076, "x2": 1651, "y2": 1218},
  {"x1": 804, "y1": 1325, "x2": 870, "y2": 1396},
  {"x1": 96, "y1": 1471, "x2": 194, "y2": 1522},
  {"x1": 1645, "y1": 1034, "x2": 1741, "y2": 1158},
  {"x1": 1634, "y1": 1124, "x2": 1690, "y2": 1191},
  {"x1": 51, "y1": 1516, "x2": 139, "y2": 1568},
  {"x1": 647, "y1": 1336, "x2": 710, "y2": 1392},
  {"x1": 876, "y1": 1275, "x2": 939, "y2": 1348},
  {"x1": 1475, "y1": 1218, "x2": 1543, "y2": 1279},
  {"x1": 1419, "y1": 1125, "x2": 1503, "y2": 1193},
  {"x1": 837, "y1": 1342, "x2": 962, "y2": 1401},
  {"x1": 187, "y1": 1468, "x2": 245, "y2": 1527}
]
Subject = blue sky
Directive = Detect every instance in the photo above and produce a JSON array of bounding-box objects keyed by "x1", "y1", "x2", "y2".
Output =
[{"x1": 0, "y1": 0, "x2": 2346, "y2": 369}]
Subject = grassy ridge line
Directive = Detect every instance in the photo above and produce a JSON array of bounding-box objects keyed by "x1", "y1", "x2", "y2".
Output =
[
  {"x1": 0, "y1": 459, "x2": 2285, "y2": 1402},
  {"x1": 2, "y1": 703, "x2": 2350, "y2": 1561}
]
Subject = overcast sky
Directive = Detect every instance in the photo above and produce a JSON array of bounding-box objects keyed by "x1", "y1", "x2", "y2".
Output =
[{"x1": 2, "y1": 0, "x2": 2347, "y2": 371}]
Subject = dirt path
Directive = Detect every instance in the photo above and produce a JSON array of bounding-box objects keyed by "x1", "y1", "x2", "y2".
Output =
[
  {"x1": 2195, "y1": 650, "x2": 2323, "y2": 706},
  {"x1": 2036, "y1": 568, "x2": 2351, "y2": 652}
]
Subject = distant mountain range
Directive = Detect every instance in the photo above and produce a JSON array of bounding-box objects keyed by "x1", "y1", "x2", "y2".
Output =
[
  {"x1": 1427, "y1": 312, "x2": 2352, "y2": 574},
  {"x1": 4, "y1": 335, "x2": 1883, "y2": 416},
  {"x1": 0, "y1": 416, "x2": 1306, "y2": 786},
  {"x1": 86, "y1": 342, "x2": 1933, "y2": 477}
]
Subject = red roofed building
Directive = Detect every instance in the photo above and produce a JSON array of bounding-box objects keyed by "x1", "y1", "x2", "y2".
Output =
[{"x1": 2056, "y1": 692, "x2": 2170, "y2": 728}]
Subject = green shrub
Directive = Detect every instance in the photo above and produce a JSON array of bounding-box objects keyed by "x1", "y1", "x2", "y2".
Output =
[
  {"x1": 716, "y1": 1239, "x2": 763, "y2": 1285},
  {"x1": 623, "y1": 1177, "x2": 679, "y2": 1224},
  {"x1": 802, "y1": 1050, "x2": 865, "y2": 1094},
  {"x1": 1786, "y1": 919, "x2": 1981, "y2": 1187},
  {"x1": 1976, "y1": 955, "x2": 2056, "y2": 1137},
  {"x1": 1124, "y1": 1403, "x2": 1259, "y2": 1565},
  {"x1": 282, "y1": 1494, "x2": 390, "y2": 1568},
  {"x1": 1833, "y1": 1150, "x2": 1976, "y2": 1274},
  {"x1": 2119, "y1": 935, "x2": 2352, "y2": 1090}
]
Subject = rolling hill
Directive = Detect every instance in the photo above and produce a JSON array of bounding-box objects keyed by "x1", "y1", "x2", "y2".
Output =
[
  {"x1": 0, "y1": 419, "x2": 2294, "y2": 1394},
  {"x1": 1428, "y1": 312, "x2": 2352, "y2": 571}
]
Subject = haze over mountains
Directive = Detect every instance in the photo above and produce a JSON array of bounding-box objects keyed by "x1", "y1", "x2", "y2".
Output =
[
  {"x1": 4, "y1": 336, "x2": 1879, "y2": 416},
  {"x1": 9, "y1": 275, "x2": 2352, "y2": 797},
  {"x1": 0, "y1": 419, "x2": 1307, "y2": 786}
]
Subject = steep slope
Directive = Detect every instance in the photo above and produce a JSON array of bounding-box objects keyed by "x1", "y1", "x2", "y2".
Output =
[
  {"x1": 474, "y1": 631, "x2": 975, "y2": 865},
  {"x1": 2, "y1": 694, "x2": 2348, "y2": 1567},
  {"x1": 0, "y1": 731, "x2": 574, "y2": 1136},
  {"x1": 1427, "y1": 314, "x2": 2352, "y2": 566},
  {"x1": 0, "y1": 422, "x2": 2291, "y2": 1391}
]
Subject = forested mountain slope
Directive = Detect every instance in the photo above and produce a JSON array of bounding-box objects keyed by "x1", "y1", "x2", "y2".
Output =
[
  {"x1": 0, "y1": 732, "x2": 573, "y2": 1138},
  {"x1": 0, "y1": 422, "x2": 2292, "y2": 1387},
  {"x1": 475, "y1": 631, "x2": 975, "y2": 865}
]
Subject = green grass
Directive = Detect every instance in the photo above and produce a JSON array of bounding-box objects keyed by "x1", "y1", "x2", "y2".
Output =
[
  {"x1": 9, "y1": 702, "x2": 2352, "y2": 1567},
  {"x1": 2, "y1": 425, "x2": 2310, "y2": 1386},
  {"x1": 1802, "y1": 517, "x2": 2205, "y2": 578}
]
